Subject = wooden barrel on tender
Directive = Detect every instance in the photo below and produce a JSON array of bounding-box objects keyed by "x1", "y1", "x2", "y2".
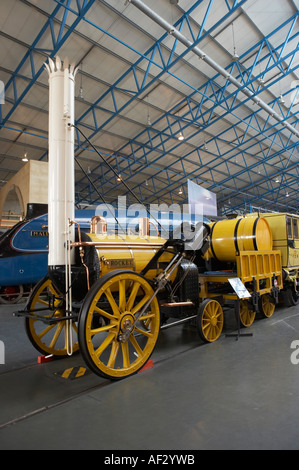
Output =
[{"x1": 207, "y1": 216, "x2": 273, "y2": 262}]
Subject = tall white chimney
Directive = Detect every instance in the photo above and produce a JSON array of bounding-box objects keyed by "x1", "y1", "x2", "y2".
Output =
[{"x1": 45, "y1": 57, "x2": 77, "y2": 269}]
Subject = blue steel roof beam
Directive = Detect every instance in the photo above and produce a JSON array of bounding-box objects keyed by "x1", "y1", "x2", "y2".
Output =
[
  {"x1": 222, "y1": 185, "x2": 299, "y2": 215},
  {"x1": 72, "y1": 47, "x2": 299, "y2": 204},
  {"x1": 77, "y1": 80, "x2": 292, "y2": 203},
  {"x1": 126, "y1": 54, "x2": 299, "y2": 189},
  {"x1": 97, "y1": 73, "x2": 299, "y2": 204},
  {"x1": 217, "y1": 147, "x2": 299, "y2": 207},
  {"x1": 129, "y1": 0, "x2": 299, "y2": 141},
  {"x1": 73, "y1": 4, "x2": 299, "y2": 195},
  {"x1": 72, "y1": 0, "x2": 221, "y2": 186},
  {"x1": 99, "y1": 107, "x2": 299, "y2": 207},
  {"x1": 0, "y1": 0, "x2": 96, "y2": 128},
  {"x1": 183, "y1": 127, "x2": 299, "y2": 201},
  {"x1": 74, "y1": 4, "x2": 298, "y2": 204},
  {"x1": 74, "y1": 0, "x2": 248, "y2": 189},
  {"x1": 74, "y1": 0, "x2": 248, "y2": 141},
  {"x1": 213, "y1": 157, "x2": 299, "y2": 207},
  {"x1": 93, "y1": 21, "x2": 299, "y2": 190},
  {"x1": 75, "y1": 137, "x2": 299, "y2": 209},
  {"x1": 76, "y1": 0, "x2": 207, "y2": 126},
  {"x1": 196, "y1": 108, "x2": 299, "y2": 191},
  {"x1": 222, "y1": 174, "x2": 299, "y2": 214},
  {"x1": 80, "y1": 100, "x2": 298, "y2": 207}
]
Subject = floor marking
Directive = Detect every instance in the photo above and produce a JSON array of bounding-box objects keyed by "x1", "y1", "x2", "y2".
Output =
[{"x1": 55, "y1": 366, "x2": 90, "y2": 380}]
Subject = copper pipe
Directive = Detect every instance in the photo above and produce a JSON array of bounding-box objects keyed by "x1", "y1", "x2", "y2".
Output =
[
  {"x1": 90, "y1": 215, "x2": 107, "y2": 234},
  {"x1": 160, "y1": 301, "x2": 195, "y2": 307}
]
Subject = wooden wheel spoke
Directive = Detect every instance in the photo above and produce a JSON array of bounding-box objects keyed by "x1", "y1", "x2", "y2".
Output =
[
  {"x1": 36, "y1": 297, "x2": 50, "y2": 307},
  {"x1": 105, "y1": 288, "x2": 121, "y2": 317},
  {"x1": 126, "y1": 281, "x2": 140, "y2": 311},
  {"x1": 25, "y1": 277, "x2": 79, "y2": 357},
  {"x1": 131, "y1": 293, "x2": 151, "y2": 315},
  {"x1": 37, "y1": 323, "x2": 56, "y2": 339},
  {"x1": 198, "y1": 300, "x2": 224, "y2": 343},
  {"x1": 130, "y1": 334, "x2": 143, "y2": 356},
  {"x1": 121, "y1": 341, "x2": 130, "y2": 368},
  {"x1": 138, "y1": 312, "x2": 155, "y2": 322},
  {"x1": 202, "y1": 321, "x2": 211, "y2": 331},
  {"x1": 95, "y1": 332, "x2": 115, "y2": 358},
  {"x1": 94, "y1": 305, "x2": 118, "y2": 321},
  {"x1": 90, "y1": 323, "x2": 117, "y2": 335},
  {"x1": 118, "y1": 279, "x2": 126, "y2": 312},
  {"x1": 49, "y1": 321, "x2": 64, "y2": 349},
  {"x1": 134, "y1": 326, "x2": 153, "y2": 338},
  {"x1": 107, "y1": 341, "x2": 120, "y2": 369}
]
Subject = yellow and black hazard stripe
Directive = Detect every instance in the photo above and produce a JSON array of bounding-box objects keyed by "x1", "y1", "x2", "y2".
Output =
[{"x1": 55, "y1": 366, "x2": 89, "y2": 380}]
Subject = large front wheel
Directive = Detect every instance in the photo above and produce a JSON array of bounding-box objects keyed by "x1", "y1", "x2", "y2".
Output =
[{"x1": 78, "y1": 270, "x2": 160, "y2": 380}]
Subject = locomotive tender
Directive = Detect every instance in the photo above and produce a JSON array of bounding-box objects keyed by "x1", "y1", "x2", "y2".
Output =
[{"x1": 15, "y1": 57, "x2": 298, "y2": 380}]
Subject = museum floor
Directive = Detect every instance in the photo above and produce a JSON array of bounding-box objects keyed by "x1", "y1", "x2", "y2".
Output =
[{"x1": 0, "y1": 298, "x2": 299, "y2": 451}]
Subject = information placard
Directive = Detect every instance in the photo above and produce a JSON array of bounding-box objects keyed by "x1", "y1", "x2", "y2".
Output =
[{"x1": 228, "y1": 278, "x2": 251, "y2": 299}]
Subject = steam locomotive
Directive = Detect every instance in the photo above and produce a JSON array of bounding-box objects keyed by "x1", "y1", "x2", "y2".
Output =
[
  {"x1": 12, "y1": 57, "x2": 299, "y2": 381},
  {"x1": 17, "y1": 209, "x2": 299, "y2": 380}
]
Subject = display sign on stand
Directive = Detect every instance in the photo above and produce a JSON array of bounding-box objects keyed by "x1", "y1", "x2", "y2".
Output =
[{"x1": 228, "y1": 278, "x2": 251, "y2": 299}]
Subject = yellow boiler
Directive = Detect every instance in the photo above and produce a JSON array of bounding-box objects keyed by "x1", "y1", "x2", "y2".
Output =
[
  {"x1": 86, "y1": 233, "x2": 175, "y2": 280},
  {"x1": 207, "y1": 216, "x2": 273, "y2": 262}
]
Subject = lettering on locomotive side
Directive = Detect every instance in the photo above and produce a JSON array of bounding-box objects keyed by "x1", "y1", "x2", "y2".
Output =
[
  {"x1": 31, "y1": 231, "x2": 49, "y2": 237},
  {"x1": 106, "y1": 259, "x2": 135, "y2": 268}
]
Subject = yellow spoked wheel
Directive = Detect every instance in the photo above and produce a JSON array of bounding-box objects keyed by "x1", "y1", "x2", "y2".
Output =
[
  {"x1": 197, "y1": 299, "x2": 224, "y2": 343},
  {"x1": 259, "y1": 293, "x2": 276, "y2": 318},
  {"x1": 25, "y1": 276, "x2": 79, "y2": 356},
  {"x1": 239, "y1": 299, "x2": 256, "y2": 327},
  {"x1": 78, "y1": 270, "x2": 160, "y2": 380}
]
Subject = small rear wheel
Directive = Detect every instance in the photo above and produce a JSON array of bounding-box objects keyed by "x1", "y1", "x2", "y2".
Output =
[
  {"x1": 0, "y1": 285, "x2": 24, "y2": 304},
  {"x1": 239, "y1": 299, "x2": 256, "y2": 327},
  {"x1": 258, "y1": 293, "x2": 276, "y2": 318},
  {"x1": 197, "y1": 299, "x2": 224, "y2": 343},
  {"x1": 284, "y1": 287, "x2": 299, "y2": 307}
]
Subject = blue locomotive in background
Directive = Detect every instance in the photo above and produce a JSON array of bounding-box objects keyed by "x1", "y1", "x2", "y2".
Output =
[{"x1": 0, "y1": 203, "x2": 94, "y2": 303}]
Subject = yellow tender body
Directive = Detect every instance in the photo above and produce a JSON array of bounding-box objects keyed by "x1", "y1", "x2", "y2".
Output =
[{"x1": 249, "y1": 213, "x2": 299, "y2": 270}]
